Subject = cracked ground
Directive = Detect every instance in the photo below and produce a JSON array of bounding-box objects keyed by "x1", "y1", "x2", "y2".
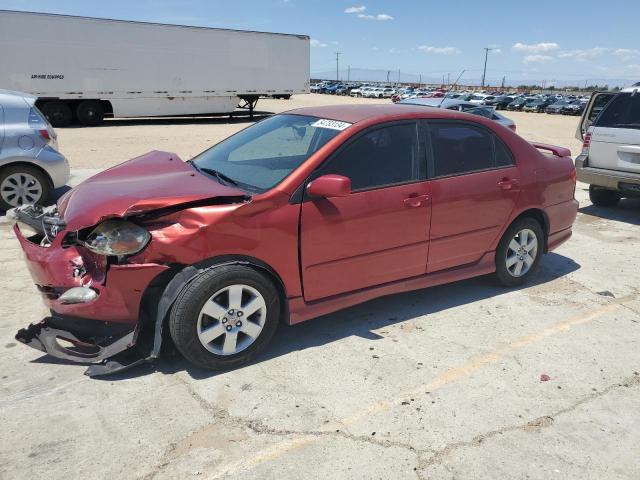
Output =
[{"x1": 1, "y1": 98, "x2": 639, "y2": 479}]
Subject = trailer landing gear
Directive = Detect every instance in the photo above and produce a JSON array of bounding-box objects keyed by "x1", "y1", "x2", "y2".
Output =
[{"x1": 237, "y1": 95, "x2": 260, "y2": 119}]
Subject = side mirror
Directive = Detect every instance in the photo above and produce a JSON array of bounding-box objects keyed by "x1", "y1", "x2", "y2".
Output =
[{"x1": 307, "y1": 174, "x2": 351, "y2": 199}]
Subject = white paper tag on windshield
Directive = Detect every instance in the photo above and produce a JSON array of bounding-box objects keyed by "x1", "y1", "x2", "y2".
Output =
[{"x1": 311, "y1": 119, "x2": 352, "y2": 131}]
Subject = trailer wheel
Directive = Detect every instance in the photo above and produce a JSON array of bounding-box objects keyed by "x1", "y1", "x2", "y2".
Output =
[
  {"x1": 76, "y1": 100, "x2": 105, "y2": 126},
  {"x1": 40, "y1": 101, "x2": 72, "y2": 128}
]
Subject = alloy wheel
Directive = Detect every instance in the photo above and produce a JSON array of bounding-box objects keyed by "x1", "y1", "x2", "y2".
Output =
[
  {"x1": 197, "y1": 284, "x2": 267, "y2": 356},
  {"x1": 0, "y1": 172, "x2": 43, "y2": 207},
  {"x1": 505, "y1": 228, "x2": 538, "y2": 277}
]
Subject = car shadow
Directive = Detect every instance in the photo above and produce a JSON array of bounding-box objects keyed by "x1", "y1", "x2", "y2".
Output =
[
  {"x1": 59, "y1": 111, "x2": 274, "y2": 129},
  {"x1": 579, "y1": 198, "x2": 640, "y2": 226},
  {"x1": 29, "y1": 252, "x2": 580, "y2": 380},
  {"x1": 160, "y1": 251, "x2": 579, "y2": 381}
]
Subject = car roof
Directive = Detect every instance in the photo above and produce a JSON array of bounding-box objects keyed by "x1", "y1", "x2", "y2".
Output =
[
  {"x1": 286, "y1": 103, "x2": 473, "y2": 124},
  {"x1": 0, "y1": 89, "x2": 36, "y2": 108}
]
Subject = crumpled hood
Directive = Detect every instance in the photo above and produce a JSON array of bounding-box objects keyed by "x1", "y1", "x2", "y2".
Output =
[{"x1": 58, "y1": 151, "x2": 248, "y2": 229}]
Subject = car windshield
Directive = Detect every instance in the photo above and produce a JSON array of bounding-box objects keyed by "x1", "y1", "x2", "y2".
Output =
[{"x1": 191, "y1": 114, "x2": 345, "y2": 193}]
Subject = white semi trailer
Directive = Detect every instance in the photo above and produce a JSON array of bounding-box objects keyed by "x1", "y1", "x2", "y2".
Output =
[{"x1": 0, "y1": 10, "x2": 310, "y2": 126}]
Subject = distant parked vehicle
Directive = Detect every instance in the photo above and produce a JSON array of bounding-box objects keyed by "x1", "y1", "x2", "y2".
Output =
[
  {"x1": 545, "y1": 100, "x2": 570, "y2": 114},
  {"x1": 562, "y1": 100, "x2": 586, "y2": 116},
  {"x1": 399, "y1": 98, "x2": 517, "y2": 131},
  {"x1": 507, "y1": 97, "x2": 536, "y2": 111},
  {"x1": 523, "y1": 98, "x2": 554, "y2": 113},
  {"x1": 0, "y1": 90, "x2": 70, "y2": 210}
]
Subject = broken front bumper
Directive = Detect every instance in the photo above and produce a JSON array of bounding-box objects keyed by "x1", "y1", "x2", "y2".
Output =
[
  {"x1": 15, "y1": 316, "x2": 145, "y2": 376},
  {"x1": 10, "y1": 206, "x2": 170, "y2": 376}
]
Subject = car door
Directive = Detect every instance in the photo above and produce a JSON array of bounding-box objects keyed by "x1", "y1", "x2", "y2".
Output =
[
  {"x1": 585, "y1": 91, "x2": 640, "y2": 174},
  {"x1": 576, "y1": 92, "x2": 616, "y2": 140},
  {"x1": 425, "y1": 120, "x2": 520, "y2": 273},
  {"x1": 300, "y1": 121, "x2": 431, "y2": 301}
]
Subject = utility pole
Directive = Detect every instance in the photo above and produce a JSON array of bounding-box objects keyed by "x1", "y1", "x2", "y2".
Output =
[
  {"x1": 481, "y1": 47, "x2": 494, "y2": 87},
  {"x1": 386, "y1": 70, "x2": 390, "y2": 83},
  {"x1": 447, "y1": 73, "x2": 450, "y2": 85},
  {"x1": 501, "y1": 76, "x2": 505, "y2": 88},
  {"x1": 335, "y1": 52, "x2": 342, "y2": 81},
  {"x1": 418, "y1": 74, "x2": 422, "y2": 87},
  {"x1": 348, "y1": 65, "x2": 351, "y2": 82}
]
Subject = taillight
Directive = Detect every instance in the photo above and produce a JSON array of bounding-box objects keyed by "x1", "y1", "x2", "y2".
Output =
[
  {"x1": 39, "y1": 129, "x2": 51, "y2": 142},
  {"x1": 581, "y1": 132, "x2": 591, "y2": 155}
]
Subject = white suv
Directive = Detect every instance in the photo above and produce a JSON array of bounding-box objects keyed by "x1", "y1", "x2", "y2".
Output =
[{"x1": 575, "y1": 85, "x2": 640, "y2": 206}]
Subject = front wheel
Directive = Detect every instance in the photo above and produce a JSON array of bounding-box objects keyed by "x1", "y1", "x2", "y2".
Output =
[
  {"x1": 169, "y1": 265, "x2": 280, "y2": 370},
  {"x1": 494, "y1": 218, "x2": 544, "y2": 287}
]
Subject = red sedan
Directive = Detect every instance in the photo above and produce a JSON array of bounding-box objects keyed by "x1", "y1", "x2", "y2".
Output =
[{"x1": 10, "y1": 104, "x2": 578, "y2": 375}]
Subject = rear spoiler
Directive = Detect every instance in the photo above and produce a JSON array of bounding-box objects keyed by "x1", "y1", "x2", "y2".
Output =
[{"x1": 529, "y1": 142, "x2": 572, "y2": 158}]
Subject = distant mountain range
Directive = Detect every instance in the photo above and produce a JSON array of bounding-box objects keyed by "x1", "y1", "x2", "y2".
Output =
[{"x1": 311, "y1": 67, "x2": 635, "y2": 88}]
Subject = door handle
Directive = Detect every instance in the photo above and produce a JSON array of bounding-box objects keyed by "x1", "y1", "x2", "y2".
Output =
[
  {"x1": 404, "y1": 194, "x2": 430, "y2": 207},
  {"x1": 498, "y1": 178, "x2": 519, "y2": 191}
]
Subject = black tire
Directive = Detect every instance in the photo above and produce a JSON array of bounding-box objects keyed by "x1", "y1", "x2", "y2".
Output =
[
  {"x1": 589, "y1": 185, "x2": 621, "y2": 207},
  {"x1": 76, "y1": 100, "x2": 105, "y2": 126},
  {"x1": 40, "y1": 101, "x2": 72, "y2": 128},
  {"x1": 169, "y1": 265, "x2": 281, "y2": 370},
  {"x1": 0, "y1": 164, "x2": 51, "y2": 211},
  {"x1": 494, "y1": 217, "x2": 544, "y2": 287}
]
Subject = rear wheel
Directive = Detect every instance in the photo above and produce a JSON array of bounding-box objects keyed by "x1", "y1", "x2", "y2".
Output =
[
  {"x1": 589, "y1": 185, "x2": 621, "y2": 207},
  {"x1": 40, "y1": 101, "x2": 72, "y2": 128},
  {"x1": 169, "y1": 265, "x2": 280, "y2": 370},
  {"x1": 494, "y1": 218, "x2": 544, "y2": 287},
  {"x1": 76, "y1": 100, "x2": 105, "y2": 126},
  {"x1": 0, "y1": 164, "x2": 50, "y2": 210}
]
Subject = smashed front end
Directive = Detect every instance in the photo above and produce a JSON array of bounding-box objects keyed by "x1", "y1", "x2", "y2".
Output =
[{"x1": 10, "y1": 204, "x2": 170, "y2": 376}]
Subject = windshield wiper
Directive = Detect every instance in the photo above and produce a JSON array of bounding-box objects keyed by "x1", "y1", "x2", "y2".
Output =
[{"x1": 190, "y1": 162, "x2": 239, "y2": 187}]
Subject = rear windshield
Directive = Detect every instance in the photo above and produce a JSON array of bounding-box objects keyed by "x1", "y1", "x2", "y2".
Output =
[{"x1": 595, "y1": 92, "x2": 640, "y2": 129}]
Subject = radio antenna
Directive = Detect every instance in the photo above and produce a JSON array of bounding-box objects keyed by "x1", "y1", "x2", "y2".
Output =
[{"x1": 437, "y1": 69, "x2": 465, "y2": 108}]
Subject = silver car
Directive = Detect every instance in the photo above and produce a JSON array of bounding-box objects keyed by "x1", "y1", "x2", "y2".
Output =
[
  {"x1": 398, "y1": 98, "x2": 517, "y2": 132},
  {"x1": 0, "y1": 90, "x2": 69, "y2": 210}
]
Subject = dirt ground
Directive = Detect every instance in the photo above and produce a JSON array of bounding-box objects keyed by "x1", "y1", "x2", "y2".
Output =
[
  {"x1": 1, "y1": 94, "x2": 639, "y2": 480},
  {"x1": 56, "y1": 94, "x2": 584, "y2": 169}
]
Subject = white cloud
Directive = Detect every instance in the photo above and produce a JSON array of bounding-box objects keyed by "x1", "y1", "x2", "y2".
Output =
[
  {"x1": 357, "y1": 13, "x2": 393, "y2": 20},
  {"x1": 512, "y1": 42, "x2": 560, "y2": 53},
  {"x1": 310, "y1": 39, "x2": 328, "y2": 48},
  {"x1": 344, "y1": 5, "x2": 366, "y2": 13},
  {"x1": 418, "y1": 45, "x2": 461, "y2": 55},
  {"x1": 524, "y1": 55, "x2": 555, "y2": 64},
  {"x1": 557, "y1": 47, "x2": 608, "y2": 61},
  {"x1": 613, "y1": 48, "x2": 640, "y2": 57}
]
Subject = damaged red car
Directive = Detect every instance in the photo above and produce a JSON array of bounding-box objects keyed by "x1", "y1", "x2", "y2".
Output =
[{"x1": 10, "y1": 104, "x2": 578, "y2": 376}]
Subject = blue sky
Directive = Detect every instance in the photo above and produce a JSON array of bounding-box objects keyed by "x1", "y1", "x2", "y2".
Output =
[{"x1": 2, "y1": 0, "x2": 639, "y2": 86}]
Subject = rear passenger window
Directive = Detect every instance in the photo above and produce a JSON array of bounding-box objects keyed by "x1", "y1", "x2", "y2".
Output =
[
  {"x1": 322, "y1": 122, "x2": 421, "y2": 191},
  {"x1": 495, "y1": 139, "x2": 514, "y2": 167},
  {"x1": 595, "y1": 93, "x2": 640, "y2": 129},
  {"x1": 429, "y1": 123, "x2": 513, "y2": 176}
]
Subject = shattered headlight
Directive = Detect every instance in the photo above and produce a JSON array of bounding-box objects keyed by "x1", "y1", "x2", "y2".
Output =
[{"x1": 82, "y1": 219, "x2": 151, "y2": 256}]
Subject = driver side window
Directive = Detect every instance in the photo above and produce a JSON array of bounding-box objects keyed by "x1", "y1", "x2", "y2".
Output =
[{"x1": 320, "y1": 122, "x2": 423, "y2": 191}]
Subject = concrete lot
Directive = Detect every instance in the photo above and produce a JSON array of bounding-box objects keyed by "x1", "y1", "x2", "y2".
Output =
[{"x1": 1, "y1": 94, "x2": 639, "y2": 480}]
